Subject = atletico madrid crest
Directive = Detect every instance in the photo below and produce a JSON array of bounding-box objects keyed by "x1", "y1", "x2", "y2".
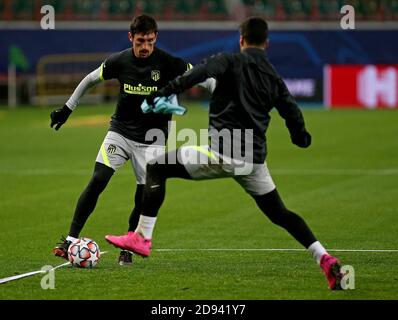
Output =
[
  {"x1": 107, "y1": 144, "x2": 116, "y2": 154},
  {"x1": 151, "y1": 70, "x2": 160, "y2": 81}
]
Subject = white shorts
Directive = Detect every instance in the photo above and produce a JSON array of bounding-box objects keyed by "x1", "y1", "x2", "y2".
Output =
[
  {"x1": 96, "y1": 131, "x2": 165, "y2": 184},
  {"x1": 178, "y1": 145, "x2": 276, "y2": 196}
]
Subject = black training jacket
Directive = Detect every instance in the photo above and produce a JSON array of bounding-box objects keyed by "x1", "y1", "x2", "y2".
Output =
[{"x1": 160, "y1": 47, "x2": 307, "y2": 163}]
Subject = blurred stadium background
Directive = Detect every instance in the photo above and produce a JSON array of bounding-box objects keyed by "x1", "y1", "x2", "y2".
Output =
[{"x1": 1, "y1": 0, "x2": 398, "y2": 109}]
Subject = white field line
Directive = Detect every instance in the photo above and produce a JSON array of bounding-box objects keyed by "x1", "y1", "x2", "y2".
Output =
[
  {"x1": 154, "y1": 248, "x2": 398, "y2": 253},
  {"x1": 1, "y1": 168, "x2": 398, "y2": 176},
  {"x1": 0, "y1": 270, "x2": 47, "y2": 284},
  {"x1": 0, "y1": 251, "x2": 108, "y2": 285},
  {"x1": 272, "y1": 169, "x2": 398, "y2": 176}
]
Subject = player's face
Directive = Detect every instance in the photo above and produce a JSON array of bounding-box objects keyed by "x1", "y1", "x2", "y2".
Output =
[{"x1": 130, "y1": 32, "x2": 157, "y2": 59}]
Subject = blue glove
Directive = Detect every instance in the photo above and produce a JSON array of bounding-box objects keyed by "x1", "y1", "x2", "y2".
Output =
[{"x1": 141, "y1": 95, "x2": 187, "y2": 115}]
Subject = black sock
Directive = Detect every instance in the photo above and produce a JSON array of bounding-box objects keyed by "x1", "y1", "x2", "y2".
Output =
[
  {"x1": 128, "y1": 184, "x2": 145, "y2": 231},
  {"x1": 142, "y1": 150, "x2": 192, "y2": 218},
  {"x1": 68, "y1": 162, "x2": 114, "y2": 238},
  {"x1": 253, "y1": 189, "x2": 317, "y2": 248},
  {"x1": 142, "y1": 163, "x2": 167, "y2": 218}
]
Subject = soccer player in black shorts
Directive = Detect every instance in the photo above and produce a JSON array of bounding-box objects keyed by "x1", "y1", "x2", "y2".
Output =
[
  {"x1": 106, "y1": 17, "x2": 344, "y2": 289},
  {"x1": 50, "y1": 15, "x2": 215, "y2": 265}
]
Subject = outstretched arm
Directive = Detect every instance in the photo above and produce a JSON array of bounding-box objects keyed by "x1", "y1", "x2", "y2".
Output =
[
  {"x1": 274, "y1": 78, "x2": 311, "y2": 148},
  {"x1": 181, "y1": 62, "x2": 217, "y2": 94},
  {"x1": 158, "y1": 53, "x2": 229, "y2": 97},
  {"x1": 50, "y1": 66, "x2": 103, "y2": 130},
  {"x1": 66, "y1": 66, "x2": 103, "y2": 110}
]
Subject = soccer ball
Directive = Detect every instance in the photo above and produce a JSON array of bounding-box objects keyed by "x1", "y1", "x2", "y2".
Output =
[{"x1": 67, "y1": 237, "x2": 100, "y2": 268}]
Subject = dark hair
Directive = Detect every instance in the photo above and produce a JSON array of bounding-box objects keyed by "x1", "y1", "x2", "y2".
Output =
[
  {"x1": 130, "y1": 14, "x2": 158, "y2": 35},
  {"x1": 239, "y1": 17, "x2": 268, "y2": 45}
]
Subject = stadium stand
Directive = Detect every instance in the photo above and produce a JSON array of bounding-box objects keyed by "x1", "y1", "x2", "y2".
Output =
[
  {"x1": 35, "y1": 52, "x2": 117, "y2": 105},
  {"x1": 1, "y1": 0, "x2": 397, "y2": 21},
  {"x1": 241, "y1": 0, "x2": 397, "y2": 21}
]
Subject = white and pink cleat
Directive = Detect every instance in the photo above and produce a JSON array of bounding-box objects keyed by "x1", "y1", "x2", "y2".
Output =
[{"x1": 105, "y1": 231, "x2": 152, "y2": 257}]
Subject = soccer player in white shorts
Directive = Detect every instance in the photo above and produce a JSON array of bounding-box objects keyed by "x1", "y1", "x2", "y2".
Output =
[{"x1": 50, "y1": 15, "x2": 215, "y2": 265}]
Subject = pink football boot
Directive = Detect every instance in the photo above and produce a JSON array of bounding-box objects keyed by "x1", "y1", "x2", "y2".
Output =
[
  {"x1": 105, "y1": 231, "x2": 152, "y2": 257},
  {"x1": 320, "y1": 254, "x2": 344, "y2": 290}
]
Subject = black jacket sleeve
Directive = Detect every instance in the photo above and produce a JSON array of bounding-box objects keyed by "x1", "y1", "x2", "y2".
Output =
[
  {"x1": 274, "y1": 77, "x2": 307, "y2": 136},
  {"x1": 159, "y1": 53, "x2": 230, "y2": 96}
]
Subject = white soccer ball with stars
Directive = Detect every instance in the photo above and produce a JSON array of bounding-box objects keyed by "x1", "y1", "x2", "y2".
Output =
[{"x1": 67, "y1": 237, "x2": 101, "y2": 268}]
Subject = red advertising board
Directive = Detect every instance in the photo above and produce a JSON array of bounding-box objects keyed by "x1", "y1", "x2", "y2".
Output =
[{"x1": 324, "y1": 65, "x2": 398, "y2": 109}]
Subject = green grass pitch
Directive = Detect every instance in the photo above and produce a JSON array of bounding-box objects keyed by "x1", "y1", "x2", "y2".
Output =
[{"x1": 0, "y1": 103, "x2": 397, "y2": 300}]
